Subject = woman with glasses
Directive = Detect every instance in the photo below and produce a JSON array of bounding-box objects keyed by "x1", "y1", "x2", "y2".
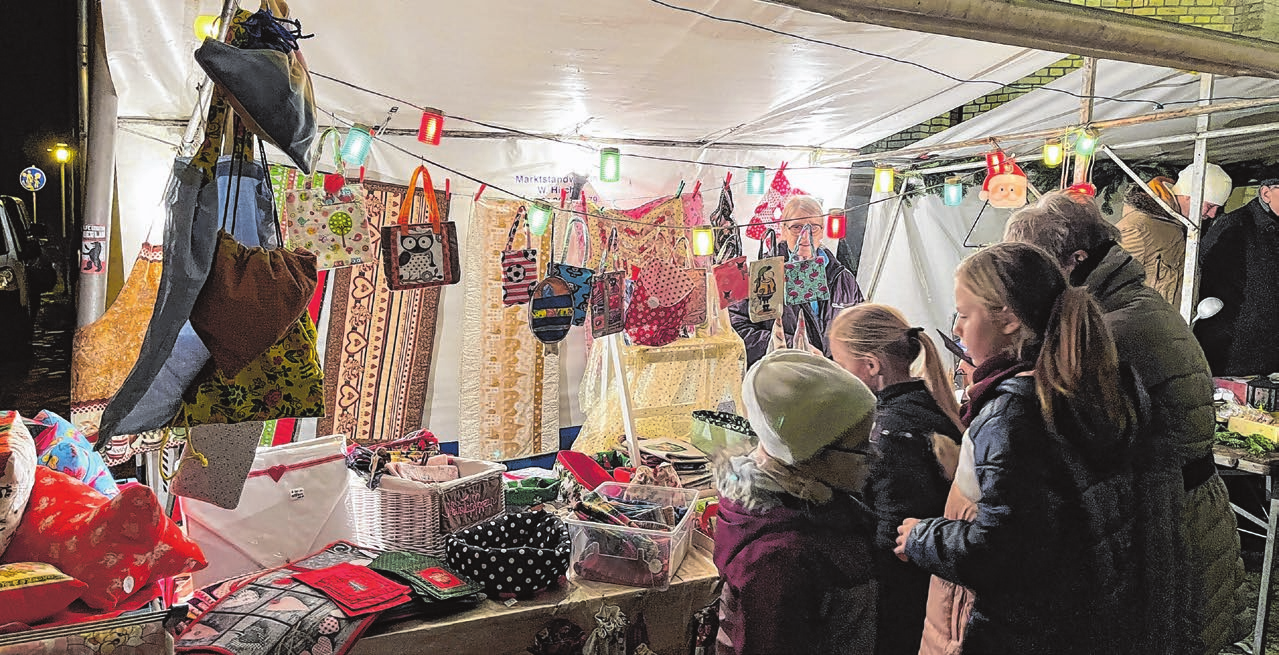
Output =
[{"x1": 729, "y1": 195, "x2": 864, "y2": 367}]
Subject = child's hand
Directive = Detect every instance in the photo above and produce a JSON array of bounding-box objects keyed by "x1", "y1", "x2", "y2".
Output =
[
  {"x1": 894, "y1": 518, "x2": 921, "y2": 561},
  {"x1": 770, "y1": 318, "x2": 787, "y2": 351}
]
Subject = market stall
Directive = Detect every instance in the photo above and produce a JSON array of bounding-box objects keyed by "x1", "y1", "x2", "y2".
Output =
[{"x1": 7, "y1": 0, "x2": 1279, "y2": 651}]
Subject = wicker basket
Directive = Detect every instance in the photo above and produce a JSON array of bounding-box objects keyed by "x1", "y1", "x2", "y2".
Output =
[{"x1": 347, "y1": 457, "x2": 507, "y2": 557}]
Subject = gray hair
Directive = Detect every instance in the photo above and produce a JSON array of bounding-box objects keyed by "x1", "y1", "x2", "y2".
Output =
[{"x1": 1003, "y1": 190, "x2": 1119, "y2": 267}]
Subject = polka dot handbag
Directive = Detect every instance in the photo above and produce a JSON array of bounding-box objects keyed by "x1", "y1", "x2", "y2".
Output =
[{"x1": 446, "y1": 511, "x2": 571, "y2": 599}]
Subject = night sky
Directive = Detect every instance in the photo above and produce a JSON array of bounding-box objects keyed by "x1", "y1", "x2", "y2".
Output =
[{"x1": 0, "y1": 1, "x2": 76, "y2": 211}]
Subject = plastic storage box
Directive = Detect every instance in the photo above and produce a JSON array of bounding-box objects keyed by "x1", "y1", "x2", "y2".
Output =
[{"x1": 563, "y1": 482, "x2": 699, "y2": 590}]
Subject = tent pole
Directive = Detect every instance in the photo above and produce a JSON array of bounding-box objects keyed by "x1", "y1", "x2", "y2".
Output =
[
  {"x1": 607, "y1": 334, "x2": 641, "y2": 467},
  {"x1": 178, "y1": 0, "x2": 239, "y2": 157},
  {"x1": 1178, "y1": 74, "x2": 1215, "y2": 323},
  {"x1": 827, "y1": 96, "x2": 1279, "y2": 165},
  {"x1": 866, "y1": 180, "x2": 913, "y2": 300},
  {"x1": 1099, "y1": 146, "x2": 1193, "y2": 230},
  {"x1": 1072, "y1": 58, "x2": 1097, "y2": 186}
]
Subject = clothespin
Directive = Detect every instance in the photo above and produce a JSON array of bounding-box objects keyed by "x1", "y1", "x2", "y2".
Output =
[
  {"x1": 675, "y1": 180, "x2": 685, "y2": 198},
  {"x1": 724, "y1": 171, "x2": 733, "y2": 186},
  {"x1": 359, "y1": 166, "x2": 366, "y2": 184},
  {"x1": 474, "y1": 183, "x2": 487, "y2": 202},
  {"x1": 445, "y1": 178, "x2": 451, "y2": 200},
  {"x1": 560, "y1": 188, "x2": 569, "y2": 208},
  {"x1": 692, "y1": 180, "x2": 701, "y2": 197},
  {"x1": 778, "y1": 161, "x2": 788, "y2": 173}
]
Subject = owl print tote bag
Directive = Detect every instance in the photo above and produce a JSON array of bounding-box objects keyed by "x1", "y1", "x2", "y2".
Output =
[{"x1": 380, "y1": 165, "x2": 460, "y2": 291}]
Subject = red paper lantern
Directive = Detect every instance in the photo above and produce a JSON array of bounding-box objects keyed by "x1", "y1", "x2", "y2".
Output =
[
  {"x1": 417, "y1": 108, "x2": 445, "y2": 146},
  {"x1": 826, "y1": 209, "x2": 846, "y2": 240}
]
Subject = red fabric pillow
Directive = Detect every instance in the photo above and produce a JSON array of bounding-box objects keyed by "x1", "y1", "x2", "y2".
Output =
[
  {"x1": 2, "y1": 468, "x2": 207, "y2": 610},
  {"x1": 0, "y1": 561, "x2": 87, "y2": 626}
]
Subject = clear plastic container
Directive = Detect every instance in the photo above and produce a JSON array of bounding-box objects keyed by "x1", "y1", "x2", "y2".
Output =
[{"x1": 563, "y1": 482, "x2": 700, "y2": 590}]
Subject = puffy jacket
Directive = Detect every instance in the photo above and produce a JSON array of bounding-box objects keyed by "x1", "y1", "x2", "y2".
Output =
[
  {"x1": 714, "y1": 458, "x2": 877, "y2": 654},
  {"x1": 904, "y1": 376, "x2": 1143, "y2": 655},
  {"x1": 729, "y1": 247, "x2": 864, "y2": 368},
  {"x1": 863, "y1": 380, "x2": 963, "y2": 655},
  {"x1": 1195, "y1": 196, "x2": 1279, "y2": 377},
  {"x1": 1077, "y1": 243, "x2": 1247, "y2": 653},
  {"x1": 1116, "y1": 178, "x2": 1187, "y2": 307}
]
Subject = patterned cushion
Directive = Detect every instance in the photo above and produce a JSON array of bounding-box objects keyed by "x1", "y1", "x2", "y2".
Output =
[
  {"x1": 30, "y1": 409, "x2": 120, "y2": 498},
  {"x1": 0, "y1": 561, "x2": 88, "y2": 625},
  {"x1": 0, "y1": 411, "x2": 37, "y2": 557},
  {"x1": 2, "y1": 467, "x2": 207, "y2": 610}
]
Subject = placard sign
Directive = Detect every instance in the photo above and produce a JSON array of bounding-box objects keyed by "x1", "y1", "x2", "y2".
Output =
[{"x1": 440, "y1": 476, "x2": 502, "y2": 532}]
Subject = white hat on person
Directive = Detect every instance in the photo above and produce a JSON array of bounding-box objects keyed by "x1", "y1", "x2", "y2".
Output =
[{"x1": 742, "y1": 349, "x2": 878, "y2": 465}]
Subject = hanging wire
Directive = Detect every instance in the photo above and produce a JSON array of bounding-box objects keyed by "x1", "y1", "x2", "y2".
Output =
[{"x1": 317, "y1": 106, "x2": 985, "y2": 229}]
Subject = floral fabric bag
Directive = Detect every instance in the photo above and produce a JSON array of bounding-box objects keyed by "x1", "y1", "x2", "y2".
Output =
[{"x1": 281, "y1": 127, "x2": 375, "y2": 269}]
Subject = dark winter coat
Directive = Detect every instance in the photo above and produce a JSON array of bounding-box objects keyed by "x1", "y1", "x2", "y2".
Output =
[
  {"x1": 714, "y1": 459, "x2": 877, "y2": 655},
  {"x1": 863, "y1": 381, "x2": 962, "y2": 655},
  {"x1": 728, "y1": 246, "x2": 864, "y2": 368},
  {"x1": 904, "y1": 376, "x2": 1145, "y2": 655},
  {"x1": 1077, "y1": 242, "x2": 1247, "y2": 653},
  {"x1": 1196, "y1": 196, "x2": 1279, "y2": 377}
]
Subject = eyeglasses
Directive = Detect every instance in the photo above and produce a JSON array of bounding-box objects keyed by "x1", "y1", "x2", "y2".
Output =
[{"x1": 785, "y1": 222, "x2": 822, "y2": 235}]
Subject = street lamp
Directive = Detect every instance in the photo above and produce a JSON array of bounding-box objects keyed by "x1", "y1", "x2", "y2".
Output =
[{"x1": 50, "y1": 144, "x2": 70, "y2": 239}]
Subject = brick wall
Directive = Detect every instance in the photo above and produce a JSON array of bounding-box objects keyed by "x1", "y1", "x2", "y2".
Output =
[{"x1": 859, "y1": 0, "x2": 1273, "y2": 154}]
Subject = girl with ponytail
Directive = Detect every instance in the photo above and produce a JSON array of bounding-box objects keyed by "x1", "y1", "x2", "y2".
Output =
[
  {"x1": 894, "y1": 242, "x2": 1146, "y2": 655},
  {"x1": 828, "y1": 304, "x2": 964, "y2": 655}
]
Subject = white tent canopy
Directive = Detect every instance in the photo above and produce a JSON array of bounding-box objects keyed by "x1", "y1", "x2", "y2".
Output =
[{"x1": 861, "y1": 59, "x2": 1279, "y2": 349}]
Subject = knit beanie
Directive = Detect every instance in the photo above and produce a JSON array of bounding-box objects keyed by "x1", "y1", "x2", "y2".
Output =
[
  {"x1": 1172, "y1": 163, "x2": 1233, "y2": 207},
  {"x1": 742, "y1": 350, "x2": 877, "y2": 465}
]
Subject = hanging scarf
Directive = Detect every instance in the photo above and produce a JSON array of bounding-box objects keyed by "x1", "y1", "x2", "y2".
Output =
[{"x1": 959, "y1": 351, "x2": 1034, "y2": 426}]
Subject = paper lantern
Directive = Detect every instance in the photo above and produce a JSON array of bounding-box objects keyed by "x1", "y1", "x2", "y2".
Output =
[
  {"x1": 1043, "y1": 139, "x2": 1064, "y2": 168},
  {"x1": 943, "y1": 177, "x2": 963, "y2": 206},
  {"x1": 1075, "y1": 129, "x2": 1099, "y2": 156},
  {"x1": 194, "y1": 15, "x2": 221, "y2": 39},
  {"x1": 825, "y1": 209, "x2": 846, "y2": 240},
  {"x1": 985, "y1": 151, "x2": 1008, "y2": 173},
  {"x1": 599, "y1": 148, "x2": 621, "y2": 183},
  {"x1": 746, "y1": 167, "x2": 766, "y2": 195},
  {"x1": 873, "y1": 166, "x2": 895, "y2": 194},
  {"x1": 692, "y1": 227, "x2": 715, "y2": 256},
  {"x1": 417, "y1": 108, "x2": 444, "y2": 146},
  {"x1": 528, "y1": 202, "x2": 554, "y2": 236},
  {"x1": 341, "y1": 124, "x2": 373, "y2": 166}
]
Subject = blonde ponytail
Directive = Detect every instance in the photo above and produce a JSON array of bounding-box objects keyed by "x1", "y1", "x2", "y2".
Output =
[
  {"x1": 1036, "y1": 285, "x2": 1127, "y2": 432},
  {"x1": 829, "y1": 304, "x2": 963, "y2": 433}
]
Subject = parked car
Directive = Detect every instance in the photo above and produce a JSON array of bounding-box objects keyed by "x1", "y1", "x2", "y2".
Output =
[{"x1": 0, "y1": 196, "x2": 54, "y2": 358}]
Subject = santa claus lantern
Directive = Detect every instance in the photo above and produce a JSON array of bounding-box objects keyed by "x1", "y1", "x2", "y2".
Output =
[{"x1": 979, "y1": 155, "x2": 1028, "y2": 209}]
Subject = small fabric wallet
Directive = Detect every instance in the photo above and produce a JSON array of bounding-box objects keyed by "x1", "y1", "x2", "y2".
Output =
[
  {"x1": 291, "y1": 562, "x2": 412, "y2": 616},
  {"x1": 369, "y1": 552, "x2": 483, "y2": 601}
]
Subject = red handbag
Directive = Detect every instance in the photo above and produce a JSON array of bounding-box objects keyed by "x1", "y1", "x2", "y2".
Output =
[
  {"x1": 500, "y1": 206, "x2": 537, "y2": 306},
  {"x1": 380, "y1": 165, "x2": 460, "y2": 291},
  {"x1": 625, "y1": 258, "x2": 693, "y2": 347}
]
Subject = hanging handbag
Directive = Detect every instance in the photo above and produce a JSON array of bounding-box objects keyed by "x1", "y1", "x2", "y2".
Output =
[
  {"x1": 748, "y1": 230, "x2": 785, "y2": 322},
  {"x1": 281, "y1": 127, "x2": 376, "y2": 269},
  {"x1": 625, "y1": 258, "x2": 694, "y2": 348},
  {"x1": 590, "y1": 228, "x2": 626, "y2": 338},
  {"x1": 709, "y1": 179, "x2": 741, "y2": 261},
  {"x1": 193, "y1": 0, "x2": 316, "y2": 172},
  {"x1": 529, "y1": 219, "x2": 576, "y2": 344},
  {"x1": 500, "y1": 206, "x2": 538, "y2": 306},
  {"x1": 745, "y1": 163, "x2": 806, "y2": 240},
  {"x1": 551, "y1": 213, "x2": 595, "y2": 327},
  {"x1": 783, "y1": 225, "x2": 830, "y2": 306},
  {"x1": 676, "y1": 236, "x2": 709, "y2": 328},
  {"x1": 168, "y1": 421, "x2": 266, "y2": 510},
  {"x1": 381, "y1": 165, "x2": 461, "y2": 290},
  {"x1": 174, "y1": 313, "x2": 325, "y2": 427}
]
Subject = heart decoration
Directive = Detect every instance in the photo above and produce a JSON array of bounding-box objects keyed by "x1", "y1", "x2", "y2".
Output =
[
  {"x1": 266, "y1": 465, "x2": 288, "y2": 483},
  {"x1": 266, "y1": 595, "x2": 309, "y2": 613}
]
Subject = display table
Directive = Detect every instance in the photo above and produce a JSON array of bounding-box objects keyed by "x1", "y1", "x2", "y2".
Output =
[
  {"x1": 352, "y1": 546, "x2": 720, "y2": 654},
  {"x1": 1214, "y1": 444, "x2": 1279, "y2": 654}
]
